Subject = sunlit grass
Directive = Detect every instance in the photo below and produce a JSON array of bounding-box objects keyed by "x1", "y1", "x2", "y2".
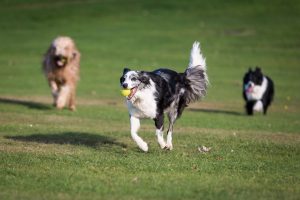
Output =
[{"x1": 0, "y1": 0, "x2": 300, "y2": 199}]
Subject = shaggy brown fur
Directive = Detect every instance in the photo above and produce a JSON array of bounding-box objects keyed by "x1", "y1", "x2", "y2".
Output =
[{"x1": 42, "y1": 36, "x2": 81, "y2": 111}]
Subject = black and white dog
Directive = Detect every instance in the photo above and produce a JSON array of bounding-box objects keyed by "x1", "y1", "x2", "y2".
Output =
[
  {"x1": 243, "y1": 67, "x2": 274, "y2": 115},
  {"x1": 120, "y1": 42, "x2": 208, "y2": 152}
]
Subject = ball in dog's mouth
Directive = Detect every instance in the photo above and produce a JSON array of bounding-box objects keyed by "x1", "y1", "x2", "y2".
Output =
[
  {"x1": 121, "y1": 89, "x2": 130, "y2": 96},
  {"x1": 55, "y1": 56, "x2": 67, "y2": 67},
  {"x1": 121, "y1": 87, "x2": 138, "y2": 99}
]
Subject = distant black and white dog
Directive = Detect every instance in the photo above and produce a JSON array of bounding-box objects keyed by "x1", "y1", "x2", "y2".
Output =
[
  {"x1": 120, "y1": 42, "x2": 208, "y2": 152},
  {"x1": 243, "y1": 67, "x2": 274, "y2": 115}
]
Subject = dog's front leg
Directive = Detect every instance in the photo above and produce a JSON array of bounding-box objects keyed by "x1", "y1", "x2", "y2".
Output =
[
  {"x1": 130, "y1": 115, "x2": 148, "y2": 152},
  {"x1": 49, "y1": 80, "x2": 58, "y2": 106},
  {"x1": 56, "y1": 85, "x2": 70, "y2": 109}
]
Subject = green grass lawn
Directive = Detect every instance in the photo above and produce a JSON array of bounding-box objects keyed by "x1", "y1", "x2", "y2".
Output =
[{"x1": 0, "y1": 0, "x2": 300, "y2": 199}]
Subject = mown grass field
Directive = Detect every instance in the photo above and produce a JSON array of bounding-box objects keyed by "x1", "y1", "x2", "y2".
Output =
[{"x1": 0, "y1": 0, "x2": 300, "y2": 199}]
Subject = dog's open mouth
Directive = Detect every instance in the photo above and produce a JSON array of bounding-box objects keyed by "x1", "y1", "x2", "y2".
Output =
[
  {"x1": 246, "y1": 86, "x2": 254, "y2": 93},
  {"x1": 245, "y1": 83, "x2": 254, "y2": 93},
  {"x1": 55, "y1": 56, "x2": 67, "y2": 67},
  {"x1": 127, "y1": 87, "x2": 138, "y2": 100}
]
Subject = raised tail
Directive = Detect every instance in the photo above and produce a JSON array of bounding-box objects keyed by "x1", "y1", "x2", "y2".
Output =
[{"x1": 184, "y1": 41, "x2": 208, "y2": 104}]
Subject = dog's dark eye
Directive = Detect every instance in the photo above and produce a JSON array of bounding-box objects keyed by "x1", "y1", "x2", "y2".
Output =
[{"x1": 131, "y1": 77, "x2": 137, "y2": 81}]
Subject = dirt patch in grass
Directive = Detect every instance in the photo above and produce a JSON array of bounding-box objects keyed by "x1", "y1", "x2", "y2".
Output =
[
  {"x1": 223, "y1": 28, "x2": 256, "y2": 37},
  {"x1": 2, "y1": 95, "x2": 298, "y2": 114},
  {"x1": 176, "y1": 127, "x2": 300, "y2": 145},
  {"x1": 1, "y1": 95, "x2": 299, "y2": 146},
  {"x1": 0, "y1": 139, "x2": 86, "y2": 155},
  {"x1": 1, "y1": 131, "x2": 127, "y2": 155},
  {"x1": 244, "y1": 132, "x2": 300, "y2": 145}
]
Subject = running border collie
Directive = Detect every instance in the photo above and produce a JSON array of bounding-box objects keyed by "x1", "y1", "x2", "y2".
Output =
[
  {"x1": 243, "y1": 67, "x2": 274, "y2": 115},
  {"x1": 120, "y1": 42, "x2": 208, "y2": 152}
]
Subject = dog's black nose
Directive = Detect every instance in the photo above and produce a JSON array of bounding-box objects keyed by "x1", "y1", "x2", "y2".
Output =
[{"x1": 122, "y1": 83, "x2": 128, "y2": 89}]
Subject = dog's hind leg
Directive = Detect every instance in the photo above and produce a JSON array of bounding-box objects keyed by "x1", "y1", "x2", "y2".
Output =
[
  {"x1": 166, "y1": 113, "x2": 177, "y2": 150},
  {"x1": 154, "y1": 114, "x2": 166, "y2": 149},
  {"x1": 130, "y1": 116, "x2": 148, "y2": 152},
  {"x1": 68, "y1": 86, "x2": 76, "y2": 111}
]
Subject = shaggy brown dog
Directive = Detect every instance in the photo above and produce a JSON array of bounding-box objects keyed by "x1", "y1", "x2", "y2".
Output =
[{"x1": 42, "y1": 36, "x2": 81, "y2": 111}]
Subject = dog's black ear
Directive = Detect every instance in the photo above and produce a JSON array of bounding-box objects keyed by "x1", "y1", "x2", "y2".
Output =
[
  {"x1": 123, "y1": 68, "x2": 130, "y2": 74},
  {"x1": 48, "y1": 45, "x2": 56, "y2": 55},
  {"x1": 255, "y1": 66, "x2": 261, "y2": 73},
  {"x1": 139, "y1": 76, "x2": 150, "y2": 84},
  {"x1": 248, "y1": 67, "x2": 252, "y2": 72},
  {"x1": 139, "y1": 73, "x2": 150, "y2": 84}
]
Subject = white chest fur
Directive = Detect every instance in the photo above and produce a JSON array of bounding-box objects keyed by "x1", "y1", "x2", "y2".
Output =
[
  {"x1": 246, "y1": 77, "x2": 268, "y2": 101},
  {"x1": 126, "y1": 82, "x2": 157, "y2": 119}
]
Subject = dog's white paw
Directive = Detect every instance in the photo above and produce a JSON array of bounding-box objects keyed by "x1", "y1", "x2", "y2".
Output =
[
  {"x1": 159, "y1": 143, "x2": 167, "y2": 149},
  {"x1": 69, "y1": 105, "x2": 76, "y2": 111},
  {"x1": 56, "y1": 99, "x2": 66, "y2": 109},
  {"x1": 158, "y1": 140, "x2": 167, "y2": 149},
  {"x1": 138, "y1": 141, "x2": 148, "y2": 152},
  {"x1": 164, "y1": 144, "x2": 173, "y2": 150}
]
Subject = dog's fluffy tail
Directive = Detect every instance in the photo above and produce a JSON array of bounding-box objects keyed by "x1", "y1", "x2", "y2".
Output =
[{"x1": 184, "y1": 41, "x2": 208, "y2": 104}]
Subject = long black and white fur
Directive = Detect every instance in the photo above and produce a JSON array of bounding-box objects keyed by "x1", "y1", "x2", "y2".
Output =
[
  {"x1": 120, "y1": 42, "x2": 208, "y2": 152},
  {"x1": 243, "y1": 67, "x2": 274, "y2": 115}
]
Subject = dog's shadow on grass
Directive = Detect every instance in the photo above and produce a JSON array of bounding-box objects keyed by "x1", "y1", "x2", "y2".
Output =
[
  {"x1": 5, "y1": 132, "x2": 127, "y2": 149},
  {"x1": 0, "y1": 97, "x2": 51, "y2": 110},
  {"x1": 188, "y1": 108, "x2": 243, "y2": 116}
]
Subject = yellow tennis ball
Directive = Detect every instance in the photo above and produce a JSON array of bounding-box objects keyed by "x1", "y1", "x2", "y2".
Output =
[{"x1": 121, "y1": 89, "x2": 131, "y2": 97}]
